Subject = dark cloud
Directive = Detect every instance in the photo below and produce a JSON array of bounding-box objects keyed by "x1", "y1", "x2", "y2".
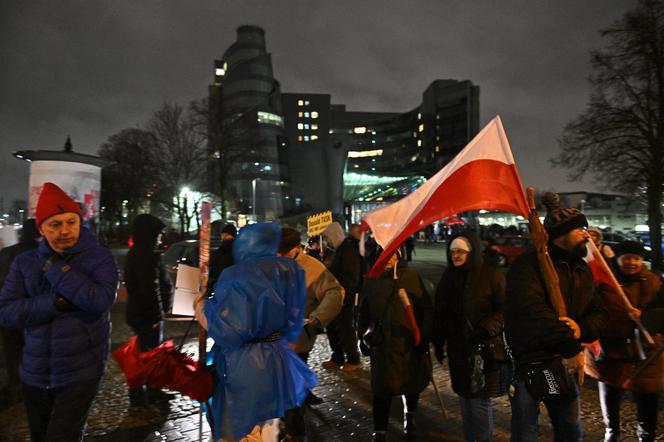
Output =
[{"x1": 0, "y1": 0, "x2": 636, "y2": 205}]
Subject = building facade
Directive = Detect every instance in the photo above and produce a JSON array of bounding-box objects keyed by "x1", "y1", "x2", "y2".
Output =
[
  {"x1": 210, "y1": 26, "x2": 480, "y2": 223},
  {"x1": 282, "y1": 79, "x2": 480, "y2": 222},
  {"x1": 208, "y1": 25, "x2": 292, "y2": 220}
]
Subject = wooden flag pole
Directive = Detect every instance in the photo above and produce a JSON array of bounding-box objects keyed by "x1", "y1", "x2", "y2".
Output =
[{"x1": 198, "y1": 202, "x2": 212, "y2": 441}]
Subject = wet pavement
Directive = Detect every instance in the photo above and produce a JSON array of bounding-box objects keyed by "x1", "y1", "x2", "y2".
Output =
[{"x1": 0, "y1": 242, "x2": 662, "y2": 441}]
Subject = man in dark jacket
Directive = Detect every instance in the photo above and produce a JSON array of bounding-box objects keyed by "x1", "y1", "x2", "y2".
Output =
[
  {"x1": 124, "y1": 214, "x2": 173, "y2": 404},
  {"x1": 206, "y1": 223, "x2": 236, "y2": 296},
  {"x1": 0, "y1": 218, "x2": 41, "y2": 404},
  {"x1": 323, "y1": 224, "x2": 366, "y2": 372},
  {"x1": 505, "y1": 192, "x2": 608, "y2": 442},
  {"x1": 0, "y1": 182, "x2": 118, "y2": 441}
]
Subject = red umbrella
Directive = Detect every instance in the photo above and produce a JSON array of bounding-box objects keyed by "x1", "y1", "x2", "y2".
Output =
[
  {"x1": 112, "y1": 336, "x2": 213, "y2": 402},
  {"x1": 442, "y1": 215, "x2": 465, "y2": 226}
]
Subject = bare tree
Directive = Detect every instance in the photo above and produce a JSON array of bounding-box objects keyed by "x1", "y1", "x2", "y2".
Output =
[
  {"x1": 147, "y1": 102, "x2": 210, "y2": 236},
  {"x1": 98, "y1": 128, "x2": 159, "y2": 237},
  {"x1": 552, "y1": 0, "x2": 664, "y2": 269}
]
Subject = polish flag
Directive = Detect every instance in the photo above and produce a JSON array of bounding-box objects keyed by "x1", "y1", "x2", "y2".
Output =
[
  {"x1": 362, "y1": 116, "x2": 530, "y2": 277},
  {"x1": 584, "y1": 240, "x2": 616, "y2": 288}
]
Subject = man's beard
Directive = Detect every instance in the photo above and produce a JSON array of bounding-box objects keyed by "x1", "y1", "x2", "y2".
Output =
[{"x1": 573, "y1": 239, "x2": 588, "y2": 258}]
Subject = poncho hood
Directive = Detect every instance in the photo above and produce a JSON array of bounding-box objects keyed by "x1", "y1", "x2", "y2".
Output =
[{"x1": 233, "y1": 222, "x2": 281, "y2": 263}]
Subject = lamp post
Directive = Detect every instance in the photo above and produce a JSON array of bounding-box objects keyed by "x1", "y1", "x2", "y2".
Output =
[{"x1": 252, "y1": 178, "x2": 260, "y2": 219}]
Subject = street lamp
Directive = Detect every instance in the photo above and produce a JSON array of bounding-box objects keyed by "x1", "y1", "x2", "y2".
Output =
[{"x1": 252, "y1": 178, "x2": 260, "y2": 218}]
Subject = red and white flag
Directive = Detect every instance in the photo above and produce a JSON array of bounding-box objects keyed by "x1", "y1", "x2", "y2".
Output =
[
  {"x1": 584, "y1": 240, "x2": 616, "y2": 288},
  {"x1": 362, "y1": 116, "x2": 530, "y2": 277}
]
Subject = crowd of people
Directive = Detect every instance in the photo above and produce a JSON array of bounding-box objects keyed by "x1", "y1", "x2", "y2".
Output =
[{"x1": 0, "y1": 183, "x2": 662, "y2": 442}]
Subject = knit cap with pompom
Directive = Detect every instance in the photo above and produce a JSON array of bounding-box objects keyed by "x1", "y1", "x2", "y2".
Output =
[{"x1": 541, "y1": 192, "x2": 588, "y2": 240}]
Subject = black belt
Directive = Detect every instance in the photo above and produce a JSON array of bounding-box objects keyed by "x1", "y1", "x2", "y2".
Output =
[{"x1": 250, "y1": 331, "x2": 282, "y2": 343}]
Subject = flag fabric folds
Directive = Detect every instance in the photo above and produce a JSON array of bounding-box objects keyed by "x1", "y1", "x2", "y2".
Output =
[{"x1": 362, "y1": 116, "x2": 530, "y2": 277}]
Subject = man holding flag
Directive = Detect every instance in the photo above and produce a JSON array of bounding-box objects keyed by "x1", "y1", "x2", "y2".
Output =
[{"x1": 505, "y1": 193, "x2": 608, "y2": 442}]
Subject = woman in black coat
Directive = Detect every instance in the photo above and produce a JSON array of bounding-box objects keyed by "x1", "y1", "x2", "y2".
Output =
[
  {"x1": 359, "y1": 250, "x2": 433, "y2": 442},
  {"x1": 433, "y1": 231, "x2": 508, "y2": 442},
  {"x1": 124, "y1": 214, "x2": 173, "y2": 404}
]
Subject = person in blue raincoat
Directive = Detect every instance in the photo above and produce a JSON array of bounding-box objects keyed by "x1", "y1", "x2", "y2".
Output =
[{"x1": 194, "y1": 223, "x2": 318, "y2": 441}]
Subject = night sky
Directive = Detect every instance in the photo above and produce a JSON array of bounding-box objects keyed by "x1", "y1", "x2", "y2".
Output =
[{"x1": 0, "y1": 1, "x2": 635, "y2": 206}]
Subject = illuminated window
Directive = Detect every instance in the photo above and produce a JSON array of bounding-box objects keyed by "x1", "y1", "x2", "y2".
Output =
[
  {"x1": 310, "y1": 135, "x2": 319, "y2": 141},
  {"x1": 297, "y1": 135, "x2": 303, "y2": 141},
  {"x1": 304, "y1": 124, "x2": 310, "y2": 130},
  {"x1": 353, "y1": 126, "x2": 367, "y2": 134},
  {"x1": 311, "y1": 111, "x2": 319, "y2": 118},
  {"x1": 297, "y1": 123, "x2": 304, "y2": 130},
  {"x1": 311, "y1": 124, "x2": 318, "y2": 130},
  {"x1": 304, "y1": 112, "x2": 310, "y2": 118},
  {"x1": 348, "y1": 149, "x2": 383, "y2": 158},
  {"x1": 436, "y1": 114, "x2": 441, "y2": 120},
  {"x1": 304, "y1": 135, "x2": 310, "y2": 141},
  {"x1": 436, "y1": 135, "x2": 440, "y2": 141},
  {"x1": 417, "y1": 139, "x2": 422, "y2": 147},
  {"x1": 418, "y1": 124, "x2": 424, "y2": 132},
  {"x1": 297, "y1": 100, "x2": 304, "y2": 106},
  {"x1": 435, "y1": 145, "x2": 440, "y2": 152},
  {"x1": 417, "y1": 112, "x2": 422, "y2": 120},
  {"x1": 298, "y1": 112, "x2": 303, "y2": 117},
  {"x1": 413, "y1": 132, "x2": 417, "y2": 138},
  {"x1": 257, "y1": 111, "x2": 284, "y2": 127},
  {"x1": 411, "y1": 155, "x2": 418, "y2": 162},
  {"x1": 305, "y1": 100, "x2": 310, "y2": 106}
]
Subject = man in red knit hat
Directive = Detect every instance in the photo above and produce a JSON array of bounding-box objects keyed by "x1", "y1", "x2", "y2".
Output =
[{"x1": 0, "y1": 182, "x2": 118, "y2": 442}]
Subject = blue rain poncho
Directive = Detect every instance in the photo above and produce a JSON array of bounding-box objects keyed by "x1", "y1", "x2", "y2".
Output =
[{"x1": 205, "y1": 223, "x2": 318, "y2": 440}]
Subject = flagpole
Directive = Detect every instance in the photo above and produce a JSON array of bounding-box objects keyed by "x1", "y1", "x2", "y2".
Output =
[{"x1": 198, "y1": 202, "x2": 212, "y2": 442}]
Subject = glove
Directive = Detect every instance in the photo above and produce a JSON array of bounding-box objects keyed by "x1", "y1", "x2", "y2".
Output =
[
  {"x1": 359, "y1": 340, "x2": 371, "y2": 357},
  {"x1": 43, "y1": 254, "x2": 64, "y2": 273},
  {"x1": 54, "y1": 294, "x2": 78, "y2": 312},
  {"x1": 434, "y1": 345, "x2": 445, "y2": 364}
]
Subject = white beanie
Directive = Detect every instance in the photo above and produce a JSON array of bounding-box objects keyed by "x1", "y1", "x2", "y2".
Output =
[{"x1": 450, "y1": 237, "x2": 472, "y2": 252}]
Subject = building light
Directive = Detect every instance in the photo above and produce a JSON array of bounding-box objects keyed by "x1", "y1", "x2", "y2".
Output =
[
  {"x1": 353, "y1": 126, "x2": 367, "y2": 134},
  {"x1": 411, "y1": 155, "x2": 418, "y2": 162},
  {"x1": 348, "y1": 149, "x2": 384, "y2": 158},
  {"x1": 311, "y1": 124, "x2": 318, "y2": 130},
  {"x1": 257, "y1": 111, "x2": 284, "y2": 127},
  {"x1": 298, "y1": 135, "x2": 303, "y2": 141},
  {"x1": 304, "y1": 124, "x2": 310, "y2": 129},
  {"x1": 413, "y1": 132, "x2": 417, "y2": 138},
  {"x1": 417, "y1": 140, "x2": 422, "y2": 147},
  {"x1": 304, "y1": 112, "x2": 310, "y2": 118},
  {"x1": 304, "y1": 135, "x2": 310, "y2": 141},
  {"x1": 297, "y1": 123, "x2": 304, "y2": 130},
  {"x1": 298, "y1": 100, "x2": 304, "y2": 106},
  {"x1": 417, "y1": 112, "x2": 422, "y2": 120},
  {"x1": 311, "y1": 111, "x2": 319, "y2": 119},
  {"x1": 215, "y1": 68, "x2": 225, "y2": 77},
  {"x1": 305, "y1": 100, "x2": 310, "y2": 106},
  {"x1": 311, "y1": 135, "x2": 319, "y2": 141},
  {"x1": 298, "y1": 112, "x2": 303, "y2": 117},
  {"x1": 418, "y1": 124, "x2": 424, "y2": 132},
  {"x1": 435, "y1": 145, "x2": 440, "y2": 152}
]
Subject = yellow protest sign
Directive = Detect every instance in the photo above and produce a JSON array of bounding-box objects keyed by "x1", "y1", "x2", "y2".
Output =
[{"x1": 307, "y1": 210, "x2": 333, "y2": 236}]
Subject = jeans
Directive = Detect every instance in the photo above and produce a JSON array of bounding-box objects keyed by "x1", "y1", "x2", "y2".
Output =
[
  {"x1": 459, "y1": 396, "x2": 493, "y2": 442},
  {"x1": 598, "y1": 381, "x2": 659, "y2": 442},
  {"x1": 509, "y1": 378, "x2": 582, "y2": 442},
  {"x1": 23, "y1": 377, "x2": 101, "y2": 442},
  {"x1": 372, "y1": 393, "x2": 419, "y2": 431},
  {"x1": 327, "y1": 302, "x2": 360, "y2": 365}
]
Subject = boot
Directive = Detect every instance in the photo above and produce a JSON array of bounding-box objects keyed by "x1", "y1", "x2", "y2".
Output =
[
  {"x1": 372, "y1": 430, "x2": 387, "y2": 441},
  {"x1": 404, "y1": 412, "x2": 417, "y2": 439}
]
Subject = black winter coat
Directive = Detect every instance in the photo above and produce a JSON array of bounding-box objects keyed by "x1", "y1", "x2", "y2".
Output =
[
  {"x1": 359, "y1": 265, "x2": 433, "y2": 397},
  {"x1": 206, "y1": 239, "x2": 234, "y2": 296},
  {"x1": 0, "y1": 240, "x2": 40, "y2": 290},
  {"x1": 329, "y1": 236, "x2": 366, "y2": 302},
  {"x1": 505, "y1": 244, "x2": 608, "y2": 374},
  {"x1": 125, "y1": 245, "x2": 172, "y2": 328},
  {"x1": 434, "y1": 232, "x2": 508, "y2": 399}
]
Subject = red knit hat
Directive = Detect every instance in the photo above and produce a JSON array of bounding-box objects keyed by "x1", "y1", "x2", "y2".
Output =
[{"x1": 35, "y1": 182, "x2": 81, "y2": 227}]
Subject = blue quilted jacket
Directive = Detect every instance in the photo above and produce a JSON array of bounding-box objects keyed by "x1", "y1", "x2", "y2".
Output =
[{"x1": 0, "y1": 228, "x2": 118, "y2": 388}]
